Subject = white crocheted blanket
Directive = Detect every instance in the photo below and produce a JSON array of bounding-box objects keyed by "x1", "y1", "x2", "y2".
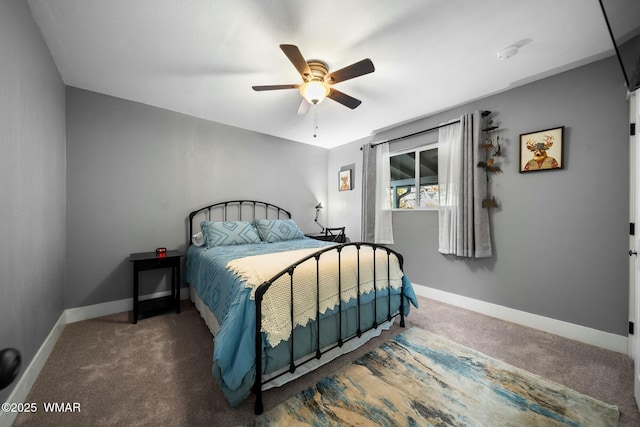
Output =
[{"x1": 226, "y1": 245, "x2": 403, "y2": 347}]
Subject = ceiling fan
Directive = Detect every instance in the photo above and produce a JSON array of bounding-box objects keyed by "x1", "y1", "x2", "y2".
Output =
[{"x1": 252, "y1": 44, "x2": 375, "y2": 114}]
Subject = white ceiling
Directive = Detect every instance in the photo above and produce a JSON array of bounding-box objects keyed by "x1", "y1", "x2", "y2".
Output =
[{"x1": 26, "y1": 0, "x2": 617, "y2": 149}]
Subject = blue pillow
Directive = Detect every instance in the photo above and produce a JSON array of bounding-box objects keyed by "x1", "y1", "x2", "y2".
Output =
[
  {"x1": 254, "y1": 219, "x2": 305, "y2": 243},
  {"x1": 200, "y1": 221, "x2": 261, "y2": 248}
]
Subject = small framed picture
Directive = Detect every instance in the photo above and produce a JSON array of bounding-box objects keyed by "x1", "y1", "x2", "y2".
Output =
[
  {"x1": 519, "y1": 126, "x2": 564, "y2": 173},
  {"x1": 339, "y1": 169, "x2": 352, "y2": 191}
]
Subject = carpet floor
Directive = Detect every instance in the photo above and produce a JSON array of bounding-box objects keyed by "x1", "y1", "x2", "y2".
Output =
[{"x1": 12, "y1": 296, "x2": 640, "y2": 427}]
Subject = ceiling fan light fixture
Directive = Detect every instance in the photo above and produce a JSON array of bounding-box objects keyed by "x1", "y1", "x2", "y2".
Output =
[{"x1": 300, "y1": 81, "x2": 329, "y2": 104}]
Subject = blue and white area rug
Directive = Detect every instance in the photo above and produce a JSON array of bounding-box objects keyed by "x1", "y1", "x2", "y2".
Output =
[{"x1": 251, "y1": 327, "x2": 619, "y2": 426}]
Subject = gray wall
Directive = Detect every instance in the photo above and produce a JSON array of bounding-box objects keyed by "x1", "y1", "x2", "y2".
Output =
[
  {"x1": 0, "y1": 0, "x2": 66, "y2": 401},
  {"x1": 329, "y1": 56, "x2": 630, "y2": 336},
  {"x1": 326, "y1": 143, "x2": 363, "y2": 240},
  {"x1": 65, "y1": 87, "x2": 328, "y2": 308}
]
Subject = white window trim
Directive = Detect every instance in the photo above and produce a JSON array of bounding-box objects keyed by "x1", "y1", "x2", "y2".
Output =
[{"x1": 390, "y1": 141, "x2": 439, "y2": 211}]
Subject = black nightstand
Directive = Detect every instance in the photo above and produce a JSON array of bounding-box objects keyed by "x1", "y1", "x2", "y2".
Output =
[
  {"x1": 129, "y1": 250, "x2": 182, "y2": 324},
  {"x1": 305, "y1": 227, "x2": 346, "y2": 243},
  {"x1": 306, "y1": 233, "x2": 333, "y2": 241}
]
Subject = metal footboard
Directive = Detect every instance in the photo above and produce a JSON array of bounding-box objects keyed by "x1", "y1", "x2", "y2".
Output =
[{"x1": 252, "y1": 242, "x2": 406, "y2": 415}]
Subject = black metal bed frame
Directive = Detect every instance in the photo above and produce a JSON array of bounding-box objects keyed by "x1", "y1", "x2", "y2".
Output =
[
  {"x1": 188, "y1": 200, "x2": 292, "y2": 238},
  {"x1": 252, "y1": 241, "x2": 405, "y2": 414},
  {"x1": 187, "y1": 200, "x2": 407, "y2": 415}
]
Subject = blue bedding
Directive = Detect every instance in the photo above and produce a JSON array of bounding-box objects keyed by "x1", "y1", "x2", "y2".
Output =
[{"x1": 185, "y1": 238, "x2": 418, "y2": 408}]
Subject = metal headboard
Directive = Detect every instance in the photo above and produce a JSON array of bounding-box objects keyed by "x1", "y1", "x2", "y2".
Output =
[{"x1": 188, "y1": 200, "x2": 292, "y2": 245}]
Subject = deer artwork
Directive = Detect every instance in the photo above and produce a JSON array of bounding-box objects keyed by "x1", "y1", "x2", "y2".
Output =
[
  {"x1": 524, "y1": 135, "x2": 559, "y2": 171},
  {"x1": 340, "y1": 173, "x2": 350, "y2": 191}
]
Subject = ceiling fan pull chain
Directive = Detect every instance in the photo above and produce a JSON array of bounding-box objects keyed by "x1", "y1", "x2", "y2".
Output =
[{"x1": 313, "y1": 107, "x2": 319, "y2": 138}]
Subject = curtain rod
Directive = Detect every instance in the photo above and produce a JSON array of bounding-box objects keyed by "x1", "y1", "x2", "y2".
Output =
[{"x1": 365, "y1": 110, "x2": 491, "y2": 149}]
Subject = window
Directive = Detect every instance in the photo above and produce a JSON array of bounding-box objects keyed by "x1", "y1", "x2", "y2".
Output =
[{"x1": 389, "y1": 143, "x2": 438, "y2": 209}]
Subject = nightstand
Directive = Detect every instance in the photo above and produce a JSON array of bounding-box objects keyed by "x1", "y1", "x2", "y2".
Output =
[
  {"x1": 305, "y1": 226, "x2": 346, "y2": 243},
  {"x1": 306, "y1": 233, "x2": 332, "y2": 241},
  {"x1": 129, "y1": 250, "x2": 182, "y2": 324}
]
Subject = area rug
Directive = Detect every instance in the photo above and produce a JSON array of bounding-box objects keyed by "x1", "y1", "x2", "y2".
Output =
[{"x1": 249, "y1": 327, "x2": 619, "y2": 426}]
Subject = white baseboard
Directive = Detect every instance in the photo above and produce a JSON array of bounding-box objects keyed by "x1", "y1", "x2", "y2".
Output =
[
  {"x1": 413, "y1": 284, "x2": 628, "y2": 354},
  {"x1": 0, "y1": 312, "x2": 66, "y2": 427},
  {"x1": 66, "y1": 287, "x2": 190, "y2": 324},
  {"x1": 0, "y1": 287, "x2": 191, "y2": 427}
]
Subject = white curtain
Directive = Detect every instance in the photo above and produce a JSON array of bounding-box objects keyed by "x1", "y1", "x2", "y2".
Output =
[
  {"x1": 374, "y1": 143, "x2": 394, "y2": 244},
  {"x1": 438, "y1": 111, "x2": 492, "y2": 258},
  {"x1": 361, "y1": 142, "x2": 394, "y2": 243}
]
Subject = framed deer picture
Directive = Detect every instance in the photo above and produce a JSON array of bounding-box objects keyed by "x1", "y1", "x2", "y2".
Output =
[
  {"x1": 519, "y1": 126, "x2": 564, "y2": 173},
  {"x1": 339, "y1": 168, "x2": 353, "y2": 191}
]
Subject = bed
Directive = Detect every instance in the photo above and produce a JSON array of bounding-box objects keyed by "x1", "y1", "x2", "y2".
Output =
[{"x1": 185, "y1": 200, "x2": 418, "y2": 414}]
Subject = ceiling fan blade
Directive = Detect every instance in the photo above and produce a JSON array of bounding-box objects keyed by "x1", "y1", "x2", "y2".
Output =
[
  {"x1": 297, "y1": 99, "x2": 311, "y2": 115},
  {"x1": 280, "y1": 44, "x2": 312, "y2": 80},
  {"x1": 326, "y1": 58, "x2": 375, "y2": 84},
  {"x1": 252, "y1": 84, "x2": 299, "y2": 91},
  {"x1": 327, "y1": 88, "x2": 362, "y2": 109}
]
